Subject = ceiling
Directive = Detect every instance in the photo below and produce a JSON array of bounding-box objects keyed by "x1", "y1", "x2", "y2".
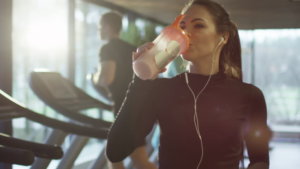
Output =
[{"x1": 87, "y1": 0, "x2": 300, "y2": 29}]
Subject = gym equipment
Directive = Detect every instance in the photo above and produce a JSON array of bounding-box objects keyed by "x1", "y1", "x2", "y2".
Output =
[
  {"x1": 0, "y1": 90, "x2": 109, "y2": 168},
  {"x1": 30, "y1": 71, "x2": 114, "y2": 169}
]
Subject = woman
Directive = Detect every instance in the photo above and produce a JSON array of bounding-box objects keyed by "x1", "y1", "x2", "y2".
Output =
[{"x1": 106, "y1": 0, "x2": 271, "y2": 169}]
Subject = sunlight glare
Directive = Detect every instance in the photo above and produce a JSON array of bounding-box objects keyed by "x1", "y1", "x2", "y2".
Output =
[{"x1": 25, "y1": 19, "x2": 67, "y2": 51}]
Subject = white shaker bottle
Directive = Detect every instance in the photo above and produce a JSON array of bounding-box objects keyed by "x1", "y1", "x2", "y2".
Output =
[{"x1": 133, "y1": 15, "x2": 190, "y2": 80}]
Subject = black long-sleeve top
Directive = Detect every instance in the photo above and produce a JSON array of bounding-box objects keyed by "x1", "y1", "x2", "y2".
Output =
[{"x1": 106, "y1": 72, "x2": 271, "y2": 169}]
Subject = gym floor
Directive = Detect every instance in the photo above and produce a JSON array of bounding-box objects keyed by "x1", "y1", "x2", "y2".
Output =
[{"x1": 13, "y1": 140, "x2": 300, "y2": 169}]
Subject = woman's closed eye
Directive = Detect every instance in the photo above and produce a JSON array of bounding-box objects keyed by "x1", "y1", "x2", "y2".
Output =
[
  {"x1": 180, "y1": 22, "x2": 186, "y2": 30},
  {"x1": 194, "y1": 23, "x2": 205, "y2": 29}
]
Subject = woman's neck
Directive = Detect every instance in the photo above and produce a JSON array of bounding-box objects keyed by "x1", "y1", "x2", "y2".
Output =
[{"x1": 188, "y1": 56, "x2": 219, "y2": 75}]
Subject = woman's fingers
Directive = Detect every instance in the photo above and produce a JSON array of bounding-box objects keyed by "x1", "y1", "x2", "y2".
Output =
[
  {"x1": 136, "y1": 42, "x2": 154, "y2": 53},
  {"x1": 133, "y1": 42, "x2": 167, "y2": 74},
  {"x1": 132, "y1": 42, "x2": 154, "y2": 61},
  {"x1": 159, "y1": 67, "x2": 167, "y2": 73},
  {"x1": 132, "y1": 51, "x2": 138, "y2": 61}
]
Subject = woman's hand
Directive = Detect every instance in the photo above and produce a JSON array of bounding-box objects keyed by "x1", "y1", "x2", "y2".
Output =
[
  {"x1": 132, "y1": 42, "x2": 167, "y2": 74},
  {"x1": 132, "y1": 42, "x2": 154, "y2": 61}
]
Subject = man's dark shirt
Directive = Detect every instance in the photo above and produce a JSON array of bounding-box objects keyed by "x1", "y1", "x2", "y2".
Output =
[{"x1": 100, "y1": 38, "x2": 136, "y2": 114}]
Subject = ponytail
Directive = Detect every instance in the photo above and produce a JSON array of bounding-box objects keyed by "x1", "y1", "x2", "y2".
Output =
[{"x1": 220, "y1": 22, "x2": 242, "y2": 81}]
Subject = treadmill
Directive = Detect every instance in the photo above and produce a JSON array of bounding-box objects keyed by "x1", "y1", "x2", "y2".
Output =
[
  {"x1": 30, "y1": 71, "x2": 113, "y2": 128},
  {"x1": 30, "y1": 71, "x2": 114, "y2": 169},
  {"x1": 0, "y1": 132, "x2": 62, "y2": 166},
  {"x1": 0, "y1": 90, "x2": 108, "y2": 169},
  {"x1": 0, "y1": 145, "x2": 35, "y2": 166}
]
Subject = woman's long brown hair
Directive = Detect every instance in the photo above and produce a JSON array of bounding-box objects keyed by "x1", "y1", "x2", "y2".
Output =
[{"x1": 182, "y1": 0, "x2": 242, "y2": 80}]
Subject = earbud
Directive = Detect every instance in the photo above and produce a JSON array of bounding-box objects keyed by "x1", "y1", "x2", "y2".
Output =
[
  {"x1": 217, "y1": 37, "x2": 225, "y2": 47},
  {"x1": 221, "y1": 37, "x2": 224, "y2": 42}
]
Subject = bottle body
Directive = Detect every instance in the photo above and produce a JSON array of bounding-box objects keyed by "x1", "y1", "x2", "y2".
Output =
[{"x1": 133, "y1": 25, "x2": 189, "y2": 80}]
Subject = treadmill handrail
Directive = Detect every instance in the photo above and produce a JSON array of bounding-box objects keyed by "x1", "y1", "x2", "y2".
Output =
[
  {"x1": 0, "y1": 133, "x2": 63, "y2": 159},
  {"x1": 0, "y1": 111, "x2": 24, "y2": 120},
  {"x1": 0, "y1": 90, "x2": 108, "y2": 139},
  {"x1": 31, "y1": 71, "x2": 113, "y2": 110},
  {"x1": 30, "y1": 71, "x2": 113, "y2": 128},
  {"x1": 0, "y1": 146, "x2": 34, "y2": 166},
  {"x1": 0, "y1": 105, "x2": 17, "y2": 112}
]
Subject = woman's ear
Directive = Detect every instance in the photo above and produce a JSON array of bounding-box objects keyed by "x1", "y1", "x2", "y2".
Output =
[{"x1": 222, "y1": 32, "x2": 230, "y2": 44}]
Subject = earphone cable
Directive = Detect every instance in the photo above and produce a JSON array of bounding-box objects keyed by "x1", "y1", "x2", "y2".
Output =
[{"x1": 184, "y1": 38, "x2": 223, "y2": 169}]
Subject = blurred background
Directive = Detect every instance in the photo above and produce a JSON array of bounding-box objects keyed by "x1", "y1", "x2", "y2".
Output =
[{"x1": 1, "y1": 0, "x2": 300, "y2": 169}]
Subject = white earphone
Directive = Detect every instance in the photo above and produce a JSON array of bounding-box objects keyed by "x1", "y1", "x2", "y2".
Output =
[
  {"x1": 221, "y1": 36, "x2": 225, "y2": 42},
  {"x1": 219, "y1": 37, "x2": 225, "y2": 45},
  {"x1": 184, "y1": 35, "x2": 225, "y2": 169}
]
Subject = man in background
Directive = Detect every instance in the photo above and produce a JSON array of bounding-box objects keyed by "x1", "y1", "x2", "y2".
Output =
[{"x1": 93, "y1": 11, "x2": 135, "y2": 114}]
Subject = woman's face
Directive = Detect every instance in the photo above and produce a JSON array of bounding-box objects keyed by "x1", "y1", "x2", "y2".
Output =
[{"x1": 181, "y1": 5, "x2": 222, "y2": 62}]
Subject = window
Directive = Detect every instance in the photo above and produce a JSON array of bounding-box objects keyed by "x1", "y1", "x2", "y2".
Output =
[
  {"x1": 12, "y1": 0, "x2": 68, "y2": 136},
  {"x1": 239, "y1": 29, "x2": 300, "y2": 128}
]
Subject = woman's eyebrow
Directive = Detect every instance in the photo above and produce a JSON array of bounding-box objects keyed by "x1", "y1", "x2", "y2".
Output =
[
  {"x1": 180, "y1": 18, "x2": 205, "y2": 25},
  {"x1": 191, "y1": 18, "x2": 205, "y2": 23}
]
